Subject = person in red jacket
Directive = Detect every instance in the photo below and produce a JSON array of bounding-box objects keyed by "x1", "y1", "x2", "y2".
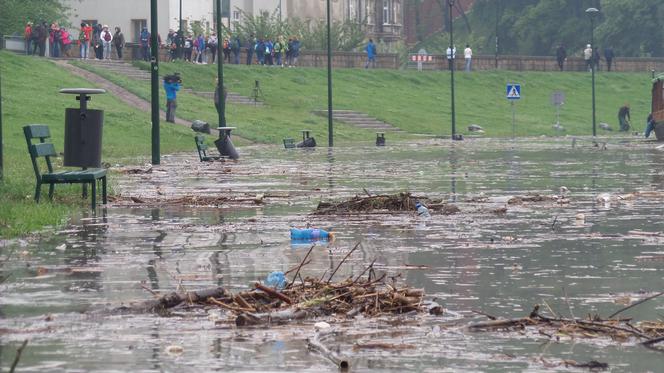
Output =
[{"x1": 24, "y1": 22, "x2": 33, "y2": 55}]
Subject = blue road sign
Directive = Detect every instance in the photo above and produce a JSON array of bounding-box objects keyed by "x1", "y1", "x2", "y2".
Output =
[{"x1": 507, "y1": 84, "x2": 521, "y2": 100}]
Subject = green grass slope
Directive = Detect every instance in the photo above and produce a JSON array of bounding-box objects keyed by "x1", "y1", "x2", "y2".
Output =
[
  {"x1": 131, "y1": 61, "x2": 652, "y2": 138},
  {"x1": 0, "y1": 52, "x2": 194, "y2": 238}
]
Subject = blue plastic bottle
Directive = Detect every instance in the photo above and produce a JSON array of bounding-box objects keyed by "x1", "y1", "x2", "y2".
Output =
[
  {"x1": 290, "y1": 228, "x2": 333, "y2": 241},
  {"x1": 416, "y1": 202, "x2": 431, "y2": 218}
]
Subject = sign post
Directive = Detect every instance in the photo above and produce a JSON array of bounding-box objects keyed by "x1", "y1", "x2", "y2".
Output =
[
  {"x1": 551, "y1": 91, "x2": 565, "y2": 128},
  {"x1": 506, "y1": 83, "x2": 521, "y2": 139}
]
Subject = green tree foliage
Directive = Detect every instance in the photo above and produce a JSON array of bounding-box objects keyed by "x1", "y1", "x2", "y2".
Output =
[
  {"x1": 0, "y1": 0, "x2": 69, "y2": 37},
  {"x1": 420, "y1": 0, "x2": 664, "y2": 58},
  {"x1": 232, "y1": 9, "x2": 365, "y2": 52}
]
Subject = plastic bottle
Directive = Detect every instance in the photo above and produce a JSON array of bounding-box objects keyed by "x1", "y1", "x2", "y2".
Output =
[
  {"x1": 290, "y1": 228, "x2": 334, "y2": 241},
  {"x1": 265, "y1": 271, "x2": 287, "y2": 289},
  {"x1": 415, "y1": 202, "x2": 431, "y2": 218}
]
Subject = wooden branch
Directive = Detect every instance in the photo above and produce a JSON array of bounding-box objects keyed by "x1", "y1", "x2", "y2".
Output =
[
  {"x1": 9, "y1": 339, "x2": 28, "y2": 373},
  {"x1": 307, "y1": 333, "x2": 350, "y2": 371},
  {"x1": 608, "y1": 291, "x2": 664, "y2": 319},
  {"x1": 120, "y1": 286, "x2": 229, "y2": 313},
  {"x1": 287, "y1": 245, "x2": 316, "y2": 289},
  {"x1": 255, "y1": 282, "x2": 293, "y2": 304},
  {"x1": 327, "y1": 242, "x2": 361, "y2": 284}
]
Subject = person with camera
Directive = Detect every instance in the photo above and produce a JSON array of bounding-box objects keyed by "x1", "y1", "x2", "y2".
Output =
[{"x1": 163, "y1": 73, "x2": 182, "y2": 123}]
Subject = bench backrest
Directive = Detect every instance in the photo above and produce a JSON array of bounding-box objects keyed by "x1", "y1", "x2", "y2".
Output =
[
  {"x1": 195, "y1": 135, "x2": 209, "y2": 161},
  {"x1": 283, "y1": 138, "x2": 295, "y2": 149},
  {"x1": 24, "y1": 125, "x2": 56, "y2": 179}
]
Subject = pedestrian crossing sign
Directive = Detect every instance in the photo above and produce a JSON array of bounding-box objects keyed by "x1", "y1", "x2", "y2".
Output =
[{"x1": 507, "y1": 84, "x2": 521, "y2": 100}]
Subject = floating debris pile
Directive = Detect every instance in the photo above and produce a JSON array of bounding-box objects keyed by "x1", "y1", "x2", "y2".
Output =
[{"x1": 315, "y1": 192, "x2": 459, "y2": 215}]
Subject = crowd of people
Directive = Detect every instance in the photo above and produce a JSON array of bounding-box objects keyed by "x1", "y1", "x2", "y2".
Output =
[
  {"x1": 162, "y1": 30, "x2": 303, "y2": 68},
  {"x1": 24, "y1": 21, "x2": 126, "y2": 60},
  {"x1": 556, "y1": 44, "x2": 616, "y2": 72}
]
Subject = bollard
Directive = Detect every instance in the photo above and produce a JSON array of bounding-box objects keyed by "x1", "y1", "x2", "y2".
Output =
[
  {"x1": 214, "y1": 127, "x2": 239, "y2": 160},
  {"x1": 297, "y1": 130, "x2": 316, "y2": 148},
  {"x1": 376, "y1": 132, "x2": 386, "y2": 146}
]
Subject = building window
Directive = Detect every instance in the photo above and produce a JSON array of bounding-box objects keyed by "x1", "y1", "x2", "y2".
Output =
[
  {"x1": 132, "y1": 19, "x2": 148, "y2": 42},
  {"x1": 383, "y1": 0, "x2": 392, "y2": 25},
  {"x1": 233, "y1": 10, "x2": 240, "y2": 21}
]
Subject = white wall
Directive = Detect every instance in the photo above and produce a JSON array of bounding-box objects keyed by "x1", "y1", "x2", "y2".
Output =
[{"x1": 64, "y1": 0, "x2": 213, "y2": 42}]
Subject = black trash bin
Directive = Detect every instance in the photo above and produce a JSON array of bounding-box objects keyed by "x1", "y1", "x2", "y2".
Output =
[
  {"x1": 215, "y1": 127, "x2": 239, "y2": 160},
  {"x1": 59, "y1": 88, "x2": 106, "y2": 168},
  {"x1": 297, "y1": 130, "x2": 316, "y2": 148}
]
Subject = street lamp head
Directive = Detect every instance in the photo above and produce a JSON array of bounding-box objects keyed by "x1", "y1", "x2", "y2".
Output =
[
  {"x1": 448, "y1": 0, "x2": 455, "y2": 6},
  {"x1": 586, "y1": 7, "x2": 599, "y2": 17}
]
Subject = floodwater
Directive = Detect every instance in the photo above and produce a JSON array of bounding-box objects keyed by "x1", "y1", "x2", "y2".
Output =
[{"x1": 1, "y1": 138, "x2": 663, "y2": 372}]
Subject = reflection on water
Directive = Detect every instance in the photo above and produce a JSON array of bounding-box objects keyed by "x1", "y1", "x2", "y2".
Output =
[{"x1": 1, "y1": 138, "x2": 663, "y2": 372}]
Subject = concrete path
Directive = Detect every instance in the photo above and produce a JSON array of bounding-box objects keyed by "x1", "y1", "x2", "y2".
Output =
[{"x1": 313, "y1": 110, "x2": 402, "y2": 132}]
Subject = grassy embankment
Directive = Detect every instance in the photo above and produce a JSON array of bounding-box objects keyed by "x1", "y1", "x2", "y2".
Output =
[
  {"x1": 79, "y1": 59, "x2": 653, "y2": 139},
  {"x1": 0, "y1": 52, "x2": 194, "y2": 238}
]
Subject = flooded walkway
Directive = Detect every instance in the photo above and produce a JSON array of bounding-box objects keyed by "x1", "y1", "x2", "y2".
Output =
[{"x1": 1, "y1": 138, "x2": 663, "y2": 372}]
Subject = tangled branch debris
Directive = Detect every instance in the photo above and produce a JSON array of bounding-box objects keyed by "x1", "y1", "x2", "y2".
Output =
[
  {"x1": 469, "y1": 305, "x2": 664, "y2": 353},
  {"x1": 128, "y1": 246, "x2": 432, "y2": 325},
  {"x1": 315, "y1": 192, "x2": 459, "y2": 215}
]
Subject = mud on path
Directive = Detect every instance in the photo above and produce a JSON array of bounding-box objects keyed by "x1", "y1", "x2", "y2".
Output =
[{"x1": 1, "y1": 139, "x2": 664, "y2": 372}]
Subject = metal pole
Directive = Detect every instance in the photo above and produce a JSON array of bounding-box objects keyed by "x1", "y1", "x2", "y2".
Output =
[
  {"x1": 179, "y1": 0, "x2": 183, "y2": 32},
  {"x1": 591, "y1": 16, "x2": 597, "y2": 138},
  {"x1": 327, "y1": 0, "x2": 334, "y2": 147},
  {"x1": 279, "y1": 0, "x2": 283, "y2": 22},
  {"x1": 0, "y1": 52, "x2": 3, "y2": 181},
  {"x1": 511, "y1": 101, "x2": 516, "y2": 139},
  {"x1": 216, "y1": 0, "x2": 226, "y2": 129},
  {"x1": 449, "y1": 0, "x2": 456, "y2": 139},
  {"x1": 150, "y1": 0, "x2": 160, "y2": 165}
]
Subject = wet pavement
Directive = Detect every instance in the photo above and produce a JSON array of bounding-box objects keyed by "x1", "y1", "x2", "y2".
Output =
[{"x1": 1, "y1": 138, "x2": 663, "y2": 372}]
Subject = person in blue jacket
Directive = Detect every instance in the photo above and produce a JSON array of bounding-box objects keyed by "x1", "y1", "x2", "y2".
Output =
[
  {"x1": 163, "y1": 73, "x2": 181, "y2": 123},
  {"x1": 365, "y1": 39, "x2": 377, "y2": 69}
]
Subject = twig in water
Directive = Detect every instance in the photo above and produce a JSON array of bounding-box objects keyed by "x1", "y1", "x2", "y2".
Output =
[
  {"x1": 551, "y1": 216, "x2": 558, "y2": 230},
  {"x1": 140, "y1": 284, "x2": 160, "y2": 297},
  {"x1": 327, "y1": 242, "x2": 361, "y2": 284},
  {"x1": 9, "y1": 339, "x2": 28, "y2": 373},
  {"x1": 562, "y1": 287, "x2": 576, "y2": 321},
  {"x1": 608, "y1": 291, "x2": 664, "y2": 319},
  {"x1": 472, "y1": 309, "x2": 497, "y2": 320},
  {"x1": 286, "y1": 245, "x2": 316, "y2": 289}
]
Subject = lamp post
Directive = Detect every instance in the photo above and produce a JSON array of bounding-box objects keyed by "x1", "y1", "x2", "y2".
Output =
[
  {"x1": 150, "y1": 0, "x2": 160, "y2": 165},
  {"x1": 279, "y1": 0, "x2": 283, "y2": 23},
  {"x1": 0, "y1": 52, "x2": 3, "y2": 181},
  {"x1": 327, "y1": 0, "x2": 333, "y2": 147},
  {"x1": 216, "y1": 0, "x2": 226, "y2": 129},
  {"x1": 586, "y1": 7, "x2": 599, "y2": 138},
  {"x1": 448, "y1": 0, "x2": 456, "y2": 139},
  {"x1": 179, "y1": 0, "x2": 183, "y2": 32}
]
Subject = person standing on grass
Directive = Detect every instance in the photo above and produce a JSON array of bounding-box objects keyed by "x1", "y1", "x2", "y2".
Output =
[
  {"x1": 584, "y1": 44, "x2": 593, "y2": 72},
  {"x1": 364, "y1": 39, "x2": 377, "y2": 68},
  {"x1": 35, "y1": 22, "x2": 48, "y2": 57},
  {"x1": 274, "y1": 36, "x2": 284, "y2": 67},
  {"x1": 164, "y1": 74, "x2": 181, "y2": 123},
  {"x1": 93, "y1": 24, "x2": 104, "y2": 60},
  {"x1": 618, "y1": 103, "x2": 631, "y2": 132},
  {"x1": 232, "y1": 35, "x2": 241, "y2": 64},
  {"x1": 255, "y1": 38, "x2": 266, "y2": 65},
  {"x1": 604, "y1": 46, "x2": 615, "y2": 72},
  {"x1": 208, "y1": 33, "x2": 218, "y2": 64},
  {"x1": 592, "y1": 47, "x2": 601, "y2": 71},
  {"x1": 60, "y1": 27, "x2": 72, "y2": 58},
  {"x1": 246, "y1": 34, "x2": 256, "y2": 65},
  {"x1": 101, "y1": 25, "x2": 113, "y2": 60},
  {"x1": 140, "y1": 27, "x2": 151, "y2": 61},
  {"x1": 464, "y1": 44, "x2": 472, "y2": 72},
  {"x1": 291, "y1": 36, "x2": 301, "y2": 67},
  {"x1": 184, "y1": 35, "x2": 193, "y2": 62},
  {"x1": 114, "y1": 27, "x2": 125, "y2": 60},
  {"x1": 556, "y1": 44, "x2": 566, "y2": 71},
  {"x1": 24, "y1": 22, "x2": 33, "y2": 55},
  {"x1": 78, "y1": 23, "x2": 92, "y2": 60},
  {"x1": 645, "y1": 113, "x2": 656, "y2": 139}
]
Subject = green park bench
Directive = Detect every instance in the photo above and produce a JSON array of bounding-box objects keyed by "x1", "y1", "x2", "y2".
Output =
[
  {"x1": 195, "y1": 135, "x2": 222, "y2": 162},
  {"x1": 283, "y1": 138, "x2": 296, "y2": 149},
  {"x1": 24, "y1": 124, "x2": 107, "y2": 210}
]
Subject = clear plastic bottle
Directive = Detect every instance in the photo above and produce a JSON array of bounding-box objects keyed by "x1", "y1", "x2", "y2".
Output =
[{"x1": 416, "y1": 202, "x2": 431, "y2": 218}]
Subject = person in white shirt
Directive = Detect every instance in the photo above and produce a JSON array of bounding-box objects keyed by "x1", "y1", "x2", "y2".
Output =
[
  {"x1": 584, "y1": 44, "x2": 593, "y2": 72},
  {"x1": 100, "y1": 25, "x2": 113, "y2": 60},
  {"x1": 464, "y1": 44, "x2": 472, "y2": 72}
]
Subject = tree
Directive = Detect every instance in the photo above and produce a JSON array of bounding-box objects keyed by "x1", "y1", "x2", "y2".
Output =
[{"x1": 0, "y1": 0, "x2": 70, "y2": 37}]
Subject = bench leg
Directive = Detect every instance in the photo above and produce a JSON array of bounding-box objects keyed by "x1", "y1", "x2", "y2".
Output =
[
  {"x1": 48, "y1": 184, "x2": 55, "y2": 200},
  {"x1": 35, "y1": 182, "x2": 42, "y2": 203},
  {"x1": 102, "y1": 177, "x2": 107, "y2": 204},
  {"x1": 91, "y1": 181, "x2": 97, "y2": 210}
]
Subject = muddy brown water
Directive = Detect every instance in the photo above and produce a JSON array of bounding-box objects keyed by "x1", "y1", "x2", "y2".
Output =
[{"x1": 1, "y1": 138, "x2": 663, "y2": 372}]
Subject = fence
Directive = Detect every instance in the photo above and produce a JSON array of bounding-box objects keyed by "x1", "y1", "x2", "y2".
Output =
[{"x1": 5, "y1": 35, "x2": 664, "y2": 73}]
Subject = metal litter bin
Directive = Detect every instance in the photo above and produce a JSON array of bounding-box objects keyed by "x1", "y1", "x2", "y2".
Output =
[
  {"x1": 59, "y1": 88, "x2": 106, "y2": 168},
  {"x1": 215, "y1": 127, "x2": 239, "y2": 160}
]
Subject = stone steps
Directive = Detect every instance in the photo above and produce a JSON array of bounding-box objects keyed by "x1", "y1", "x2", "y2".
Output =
[
  {"x1": 182, "y1": 89, "x2": 264, "y2": 106},
  {"x1": 313, "y1": 110, "x2": 402, "y2": 132}
]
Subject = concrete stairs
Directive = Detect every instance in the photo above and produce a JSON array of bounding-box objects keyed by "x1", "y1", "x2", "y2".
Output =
[
  {"x1": 86, "y1": 59, "x2": 151, "y2": 81},
  {"x1": 313, "y1": 110, "x2": 402, "y2": 132},
  {"x1": 182, "y1": 89, "x2": 264, "y2": 106}
]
